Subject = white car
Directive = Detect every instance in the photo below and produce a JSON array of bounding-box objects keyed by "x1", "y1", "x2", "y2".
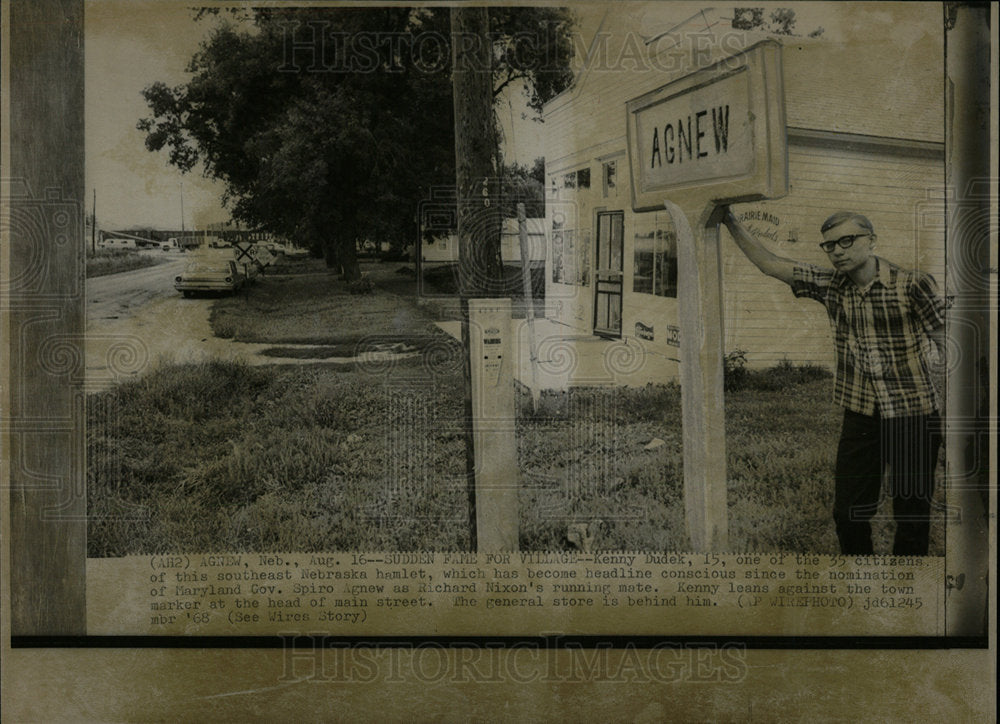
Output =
[{"x1": 174, "y1": 259, "x2": 246, "y2": 297}]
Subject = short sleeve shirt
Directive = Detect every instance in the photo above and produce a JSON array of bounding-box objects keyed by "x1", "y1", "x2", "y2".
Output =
[{"x1": 790, "y1": 257, "x2": 945, "y2": 417}]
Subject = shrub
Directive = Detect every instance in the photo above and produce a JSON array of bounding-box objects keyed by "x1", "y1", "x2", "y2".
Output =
[
  {"x1": 724, "y1": 352, "x2": 831, "y2": 392},
  {"x1": 723, "y1": 348, "x2": 750, "y2": 391},
  {"x1": 750, "y1": 358, "x2": 831, "y2": 391}
]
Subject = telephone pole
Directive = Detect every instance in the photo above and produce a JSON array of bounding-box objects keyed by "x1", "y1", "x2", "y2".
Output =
[{"x1": 451, "y1": 7, "x2": 516, "y2": 552}]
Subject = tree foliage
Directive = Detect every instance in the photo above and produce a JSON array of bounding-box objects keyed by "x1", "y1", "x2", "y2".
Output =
[
  {"x1": 500, "y1": 157, "x2": 546, "y2": 219},
  {"x1": 731, "y1": 7, "x2": 822, "y2": 37},
  {"x1": 138, "y1": 7, "x2": 575, "y2": 279}
]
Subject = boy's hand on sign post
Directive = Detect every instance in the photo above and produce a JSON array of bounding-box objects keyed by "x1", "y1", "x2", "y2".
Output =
[{"x1": 718, "y1": 206, "x2": 797, "y2": 285}]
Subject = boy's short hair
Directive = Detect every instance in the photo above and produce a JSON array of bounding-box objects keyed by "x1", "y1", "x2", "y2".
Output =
[{"x1": 821, "y1": 211, "x2": 875, "y2": 234}]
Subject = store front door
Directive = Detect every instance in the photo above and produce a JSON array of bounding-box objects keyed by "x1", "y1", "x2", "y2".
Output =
[{"x1": 593, "y1": 211, "x2": 624, "y2": 337}]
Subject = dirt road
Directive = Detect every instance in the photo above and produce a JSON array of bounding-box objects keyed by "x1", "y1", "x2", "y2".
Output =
[
  {"x1": 85, "y1": 256, "x2": 272, "y2": 391},
  {"x1": 87, "y1": 255, "x2": 186, "y2": 320}
]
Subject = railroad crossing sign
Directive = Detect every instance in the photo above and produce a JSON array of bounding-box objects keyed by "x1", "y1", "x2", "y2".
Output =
[
  {"x1": 233, "y1": 241, "x2": 257, "y2": 264},
  {"x1": 625, "y1": 40, "x2": 788, "y2": 552}
]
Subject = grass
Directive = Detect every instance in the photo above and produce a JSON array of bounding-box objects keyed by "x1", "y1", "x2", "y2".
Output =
[
  {"x1": 87, "y1": 357, "x2": 945, "y2": 555},
  {"x1": 87, "y1": 358, "x2": 470, "y2": 555},
  {"x1": 86, "y1": 248, "x2": 168, "y2": 278},
  {"x1": 516, "y1": 380, "x2": 847, "y2": 553},
  {"x1": 210, "y1": 259, "x2": 447, "y2": 344}
]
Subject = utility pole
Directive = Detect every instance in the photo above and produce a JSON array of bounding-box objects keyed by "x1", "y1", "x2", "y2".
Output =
[
  {"x1": 9, "y1": 0, "x2": 87, "y2": 635},
  {"x1": 452, "y1": 8, "x2": 503, "y2": 292},
  {"x1": 91, "y1": 188, "x2": 96, "y2": 253},
  {"x1": 451, "y1": 7, "x2": 517, "y2": 552}
]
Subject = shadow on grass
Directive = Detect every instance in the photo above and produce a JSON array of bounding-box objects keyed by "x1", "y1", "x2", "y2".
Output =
[{"x1": 259, "y1": 333, "x2": 461, "y2": 360}]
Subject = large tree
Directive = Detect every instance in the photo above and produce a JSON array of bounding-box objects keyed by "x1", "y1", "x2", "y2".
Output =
[{"x1": 138, "y1": 7, "x2": 575, "y2": 279}]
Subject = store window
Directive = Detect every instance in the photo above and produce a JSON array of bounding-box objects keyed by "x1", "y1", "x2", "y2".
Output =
[
  {"x1": 602, "y1": 160, "x2": 617, "y2": 198},
  {"x1": 551, "y1": 212, "x2": 590, "y2": 286},
  {"x1": 559, "y1": 167, "x2": 591, "y2": 191},
  {"x1": 632, "y1": 211, "x2": 678, "y2": 298}
]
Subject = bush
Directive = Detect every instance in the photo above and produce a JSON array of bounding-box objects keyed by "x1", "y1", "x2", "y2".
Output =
[
  {"x1": 421, "y1": 265, "x2": 459, "y2": 294},
  {"x1": 723, "y1": 349, "x2": 750, "y2": 391}
]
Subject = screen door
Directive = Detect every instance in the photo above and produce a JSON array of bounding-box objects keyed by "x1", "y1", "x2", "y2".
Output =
[{"x1": 594, "y1": 211, "x2": 624, "y2": 336}]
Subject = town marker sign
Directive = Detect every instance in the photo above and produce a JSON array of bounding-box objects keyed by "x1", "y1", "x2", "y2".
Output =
[{"x1": 625, "y1": 39, "x2": 788, "y2": 551}]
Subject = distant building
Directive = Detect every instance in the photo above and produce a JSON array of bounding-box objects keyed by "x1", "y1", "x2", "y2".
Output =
[{"x1": 421, "y1": 218, "x2": 547, "y2": 264}]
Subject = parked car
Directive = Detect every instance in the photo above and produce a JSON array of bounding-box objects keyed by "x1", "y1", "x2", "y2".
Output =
[
  {"x1": 174, "y1": 259, "x2": 245, "y2": 297},
  {"x1": 283, "y1": 246, "x2": 310, "y2": 260}
]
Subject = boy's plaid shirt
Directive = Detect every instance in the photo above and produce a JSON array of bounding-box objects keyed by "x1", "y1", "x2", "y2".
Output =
[{"x1": 791, "y1": 257, "x2": 945, "y2": 418}]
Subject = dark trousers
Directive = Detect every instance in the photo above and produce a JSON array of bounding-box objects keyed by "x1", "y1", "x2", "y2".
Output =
[{"x1": 833, "y1": 408, "x2": 941, "y2": 556}]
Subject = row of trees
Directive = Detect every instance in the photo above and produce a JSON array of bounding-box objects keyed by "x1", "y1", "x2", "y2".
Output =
[{"x1": 139, "y1": 7, "x2": 574, "y2": 279}]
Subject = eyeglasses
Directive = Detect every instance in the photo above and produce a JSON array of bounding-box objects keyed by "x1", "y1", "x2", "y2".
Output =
[{"x1": 819, "y1": 233, "x2": 871, "y2": 253}]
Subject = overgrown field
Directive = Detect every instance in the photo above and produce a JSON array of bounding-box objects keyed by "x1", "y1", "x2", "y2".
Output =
[
  {"x1": 86, "y1": 358, "x2": 946, "y2": 555},
  {"x1": 86, "y1": 248, "x2": 168, "y2": 278}
]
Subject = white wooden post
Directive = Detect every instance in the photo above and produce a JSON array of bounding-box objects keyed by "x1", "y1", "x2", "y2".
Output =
[{"x1": 668, "y1": 201, "x2": 729, "y2": 552}]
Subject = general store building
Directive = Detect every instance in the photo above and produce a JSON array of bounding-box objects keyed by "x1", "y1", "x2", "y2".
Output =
[{"x1": 538, "y1": 6, "x2": 945, "y2": 383}]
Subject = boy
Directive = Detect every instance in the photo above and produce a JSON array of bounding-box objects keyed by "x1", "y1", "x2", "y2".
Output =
[{"x1": 723, "y1": 208, "x2": 946, "y2": 555}]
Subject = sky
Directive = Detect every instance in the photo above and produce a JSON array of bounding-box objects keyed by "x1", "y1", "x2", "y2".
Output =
[
  {"x1": 85, "y1": 2, "x2": 240, "y2": 230},
  {"x1": 85, "y1": 1, "x2": 943, "y2": 231}
]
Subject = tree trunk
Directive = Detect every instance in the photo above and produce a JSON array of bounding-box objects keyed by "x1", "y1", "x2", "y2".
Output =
[
  {"x1": 452, "y1": 9, "x2": 502, "y2": 296},
  {"x1": 339, "y1": 237, "x2": 361, "y2": 281},
  {"x1": 322, "y1": 237, "x2": 338, "y2": 269},
  {"x1": 452, "y1": 6, "x2": 508, "y2": 552}
]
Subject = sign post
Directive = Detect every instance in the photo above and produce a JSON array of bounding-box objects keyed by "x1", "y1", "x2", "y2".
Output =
[
  {"x1": 626, "y1": 40, "x2": 788, "y2": 551},
  {"x1": 668, "y1": 201, "x2": 729, "y2": 551},
  {"x1": 232, "y1": 240, "x2": 258, "y2": 279},
  {"x1": 517, "y1": 203, "x2": 541, "y2": 411},
  {"x1": 468, "y1": 299, "x2": 519, "y2": 551}
]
